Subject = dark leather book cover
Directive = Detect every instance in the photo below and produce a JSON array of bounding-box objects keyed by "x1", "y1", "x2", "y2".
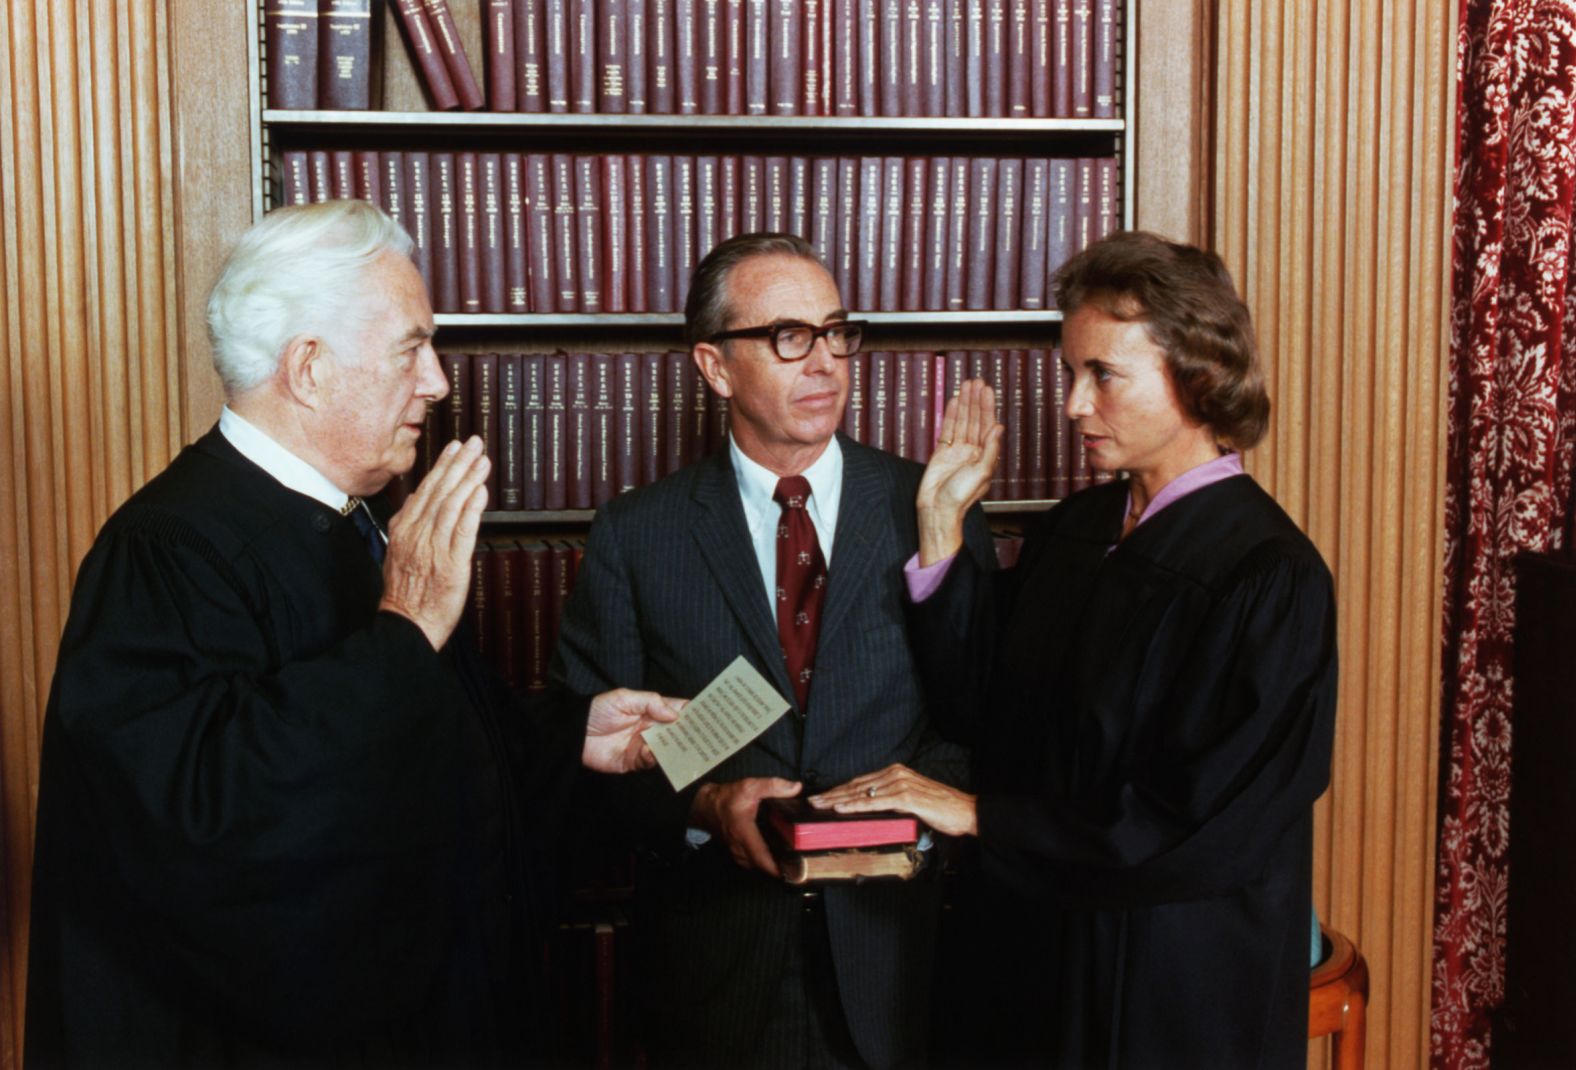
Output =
[
  {"x1": 521, "y1": 542, "x2": 549, "y2": 688},
  {"x1": 901, "y1": 156, "x2": 926, "y2": 311},
  {"x1": 513, "y1": 0, "x2": 547, "y2": 111},
  {"x1": 331, "y1": 150, "x2": 355, "y2": 198},
  {"x1": 498, "y1": 353, "x2": 524, "y2": 509},
  {"x1": 281, "y1": 151, "x2": 311, "y2": 205},
  {"x1": 354, "y1": 151, "x2": 382, "y2": 203},
  {"x1": 615, "y1": 353, "x2": 641, "y2": 493},
  {"x1": 423, "y1": 0, "x2": 486, "y2": 109},
  {"x1": 1052, "y1": 346, "x2": 1077, "y2": 497},
  {"x1": 841, "y1": 351, "x2": 867, "y2": 442},
  {"x1": 473, "y1": 352, "x2": 501, "y2": 502},
  {"x1": 441, "y1": 351, "x2": 471, "y2": 443},
  {"x1": 986, "y1": 349, "x2": 1006, "y2": 498},
  {"x1": 718, "y1": 155, "x2": 741, "y2": 240},
  {"x1": 984, "y1": 0, "x2": 1006, "y2": 115},
  {"x1": 1007, "y1": 0, "x2": 1029, "y2": 116},
  {"x1": 787, "y1": 156, "x2": 811, "y2": 238},
  {"x1": 319, "y1": 0, "x2": 376, "y2": 110},
  {"x1": 810, "y1": 156, "x2": 837, "y2": 268},
  {"x1": 1003, "y1": 348, "x2": 1025, "y2": 499},
  {"x1": 992, "y1": 157, "x2": 1021, "y2": 310},
  {"x1": 834, "y1": 157, "x2": 858, "y2": 297},
  {"x1": 945, "y1": 156, "x2": 968, "y2": 309},
  {"x1": 700, "y1": 0, "x2": 724, "y2": 113},
  {"x1": 1030, "y1": 0, "x2": 1050, "y2": 115},
  {"x1": 522, "y1": 353, "x2": 547, "y2": 509},
  {"x1": 551, "y1": 154, "x2": 580, "y2": 311},
  {"x1": 505, "y1": 154, "x2": 530, "y2": 311},
  {"x1": 1019, "y1": 157, "x2": 1048, "y2": 310},
  {"x1": 833, "y1": 0, "x2": 857, "y2": 115},
  {"x1": 1070, "y1": 0, "x2": 1089, "y2": 117},
  {"x1": 741, "y1": 155, "x2": 765, "y2": 233},
  {"x1": 599, "y1": 0, "x2": 628, "y2": 111},
  {"x1": 856, "y1": 156, "x2": 883, "y2": 311},
  {"x1": 457, "y1": 152, "x2": 483, "y2": 313},
  {"x1": 391, "y1": 0, "x2": 460, "y2": 109},
  {"x1": 1073, "y1": 156, "x2": 1093, "y2": 257},
  {"x1": 724, "y1": 0, "x2": 746, "y2": 113},
  {"x1": 626, "y1": 156, "x2": 649, "y2": 311},
  {"x1": 673, "y1": 156, "x2": 697, "y2": 306},
  {"x1": 1096, "y1": 155, "x2": 1118, "y2": 239},
  {"x1": 911, "y1": 350, "x2": 935, "y2": 462},
  {"x1": 764, "y1": 155, "x2": 789, "y2": 232},
  {"x1": 892, "y1": 349, "x2": 912, "y2": 459},
  {"x1": 944, "y1": 0, "x2": 964, "y2": 116},
  {"x1": 483, "y1": 0, "x2": 516, "y2": 109},
  {"x1": 644, "y1": 155, "x2": 674, "y2": 312},
  {"x1": 746, "y1": 0, "x2": 770, "y2": 113},
  {"x1": 900, "y1": 0, "x2": 921, "y2": 116},
  {"x1": 491, "y1": 543, "x2": 522, "y2": 687},
  {"x1": 569, "y1": 0, "x2": 597, "y2": 111},
  {"x1": 650, "y1": 0, "x2": 676, "y2": 112},
  {"x1": 921, "y1": 0, "x2": 944, "y2": 115},
  {"x1": 868, "y1": 350, "x2": 893, "y2": 453},
  {"x1": 266, "y1": 0, "x2": 318, "y2": 109},
  {"x1": 627, "y1": 0, "x2": 649, "y2": 110},
  {"x1": 404, "y1": 153, "x2": 434, "y2": 291},
  {"x1": 924, "y1": 156, "x2": 949, "y2": 310},
  {"x1": 1047, "y1": 157, "x2": 1071, "y2": 303},
  {"x1": 1025, "y1": 346, "x2": 1047, "y2": 499},
  {"x1": 879, "y1": 155, "x2": 904, "y2": 311},
  {"x1": 687, "y1": 357, "x2": 709, "y2": 462},
  {"x1": 433, "y1": 153, "x2": 461, "y2": 313},
  {"x1": 480, "y1": 153, "x2": 507, "y2": 312},
  {"x1": 675, "y1": 0, "x2": 701, "y2": 112},
  {"x1": 879, "y1": 0, "x2": 901, "y2": 115},
  {"x1": 543, "y1": 352, "x2": 568, "y2": 509},
  {"x1": 696, "y1": 155, "x2": 720, "y2": 264},
  {"x1": 590, "y1": 353, "x2": 616, "y2": 505},
  {"x1": 963, "y1": 0, "x2": 984, "y2": 116},
  {"x1": 380, "y1": 151, "x2": 404, "y2": 223},
  {"x1": 802, "y1": 0, "x2": 823, "y2": 115},
  {"x1": 640, "y1": 352, "x2": 665, "y2": 485},
  {"x1": 965, "y1": 156, "x2": 996, "y2": 310},
  {"x1": 525, "y1": 154, "x2": 557, "y2": 311},
  {"x1": 575, "y1": 155, "x2": 604, "y2": 312},
  {"x1": 770, "y1": 0, "x2": 801, "y2": 114},
  {"x1": 1051, "y1": 0, "x2": 1070, "y2": 115},
  {"x1": 663, "y1": 351, "x2": 686, "y2": 476},
  {"x1": 544, "y1": 0, "x2": 571, "y2": 110},
  {"x1": 603, "y1": 156, "x2": 629, "y2": 312},
  {"x1": 857, "y1": 0, "x2": 879, "y2": 116}
]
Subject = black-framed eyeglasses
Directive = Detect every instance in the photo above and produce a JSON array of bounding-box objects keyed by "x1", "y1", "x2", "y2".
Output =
[{"x1": 706, "y1": 320, "x2": 867, "y2": 361}]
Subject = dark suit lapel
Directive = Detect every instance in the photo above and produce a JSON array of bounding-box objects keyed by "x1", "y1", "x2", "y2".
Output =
[
  {"x1": 689, "y1": 450, "x2": 798, "y2": 704},
  {"x1": 819, "y1": 441, "x2": 893, "y2": 650}
]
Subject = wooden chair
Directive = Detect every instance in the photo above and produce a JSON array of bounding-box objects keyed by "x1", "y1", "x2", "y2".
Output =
[{"x1": 1309, "y1": 926, "x2": 1368, "y2": 1069}]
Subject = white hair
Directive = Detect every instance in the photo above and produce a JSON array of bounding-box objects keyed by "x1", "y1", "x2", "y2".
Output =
[{"x1": 205, "y1": 200, "x2": 415, "y2": 395}]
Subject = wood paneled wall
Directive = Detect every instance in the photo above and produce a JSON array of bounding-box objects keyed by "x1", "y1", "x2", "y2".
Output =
[{"x1": 1214, "y1": 1, "x2": 1455, "y2": 1066}]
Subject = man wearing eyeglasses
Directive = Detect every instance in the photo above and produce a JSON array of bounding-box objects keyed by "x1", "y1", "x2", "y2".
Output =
[{"x1": 552, "y1": 232, "x2": 994, "y2": 1069}]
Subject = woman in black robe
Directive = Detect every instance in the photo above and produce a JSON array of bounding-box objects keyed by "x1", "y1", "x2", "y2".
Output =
[{"x1": 810, "y1": 232, "x2": 1337, "y2": 1068}]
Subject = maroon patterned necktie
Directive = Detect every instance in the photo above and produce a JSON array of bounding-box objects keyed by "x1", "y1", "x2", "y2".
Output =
[{"x1": 774, "y1": 475, "x2": 827, "y2": 712}]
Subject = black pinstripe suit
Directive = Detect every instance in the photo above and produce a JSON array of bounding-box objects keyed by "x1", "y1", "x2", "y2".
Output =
[{"x1": 552, "y1": 434, "x2": 993, "y2": 1069}]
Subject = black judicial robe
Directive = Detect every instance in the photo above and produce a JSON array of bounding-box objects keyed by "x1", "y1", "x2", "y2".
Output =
[
  {"x1": 25, "y1": 429, "x2": 588, "y2": 1068},
  {"x1": 911, "y1": 475, "x2": 1337, "y2": 1069}
]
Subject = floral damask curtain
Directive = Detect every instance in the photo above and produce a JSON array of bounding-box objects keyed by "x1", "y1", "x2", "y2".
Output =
[{"x1": 1435, "y1": 1, "x2": 1576, "y2": 1065}]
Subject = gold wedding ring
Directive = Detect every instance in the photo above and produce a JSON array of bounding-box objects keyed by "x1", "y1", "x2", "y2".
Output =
[{"x1": 866, "y1": 785, "x2": 879, "y2": 798}]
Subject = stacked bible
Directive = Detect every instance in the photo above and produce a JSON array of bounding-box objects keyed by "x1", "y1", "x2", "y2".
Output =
[{"x1": 760, "y1": 798, "x2": 925, "y2": 884}]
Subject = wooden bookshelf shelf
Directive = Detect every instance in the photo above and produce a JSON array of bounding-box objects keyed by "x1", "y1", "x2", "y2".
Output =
[
  {"x1": 265, "y1": 110, "x2": 1125, "y2": 136},
  {"x1": 433, "y1": 311, "x2": 1065, "y2": 329}
]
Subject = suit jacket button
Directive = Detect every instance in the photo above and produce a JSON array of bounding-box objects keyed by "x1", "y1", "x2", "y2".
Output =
[{"x1": 311, "y1": 512, "x2": 331, "y2": 534}]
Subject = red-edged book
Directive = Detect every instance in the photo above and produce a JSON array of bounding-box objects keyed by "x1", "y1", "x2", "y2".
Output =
[
  {"x1": 965, "y1": 157, "x2": 996, "y2": 311},
  {"x1": 719, "y1": 154, "x2": 741, "y2": 241},
  {"x1": 944, "y1": 0, "x2": 964, "y2": 116},
  {"x1": 892, "y1": 351, "x2": 912, "y2": 459},
  {"x1": 741, "y1": 155, "x2": 765, "y2": 233},
  {"x1": 700, "y1": 0, "x2": 724, "y2": 113},
  {"x1": 809, "y1": 156, "x2": 837, "y2": 269},
  {"x1": 924, "y1": 156, "x2": 949, "y2": 310},
  {"x1": 567, "y1": 352, "x2": 593, "y2": 508},
  {"x1": 1051, "y1": 0, "x2": 1070, "y2": 116},
  {"x1": 879, "y1": 156, "x2": 904, "y2": 311},
  {"x1": 992, "y1": 157, "x2": 1021, "y2": 310},
  {"x1": 1020, "y1": 157, "x2": 1048, "y2": 310},
  {"x1": 673, "y1": 156, "x2": 698, "y2": 306},
  {"x1": 833, "y1": 0, "x2": 858, "y2": 115},
  {"x1": 762, "y1": 797, "x2": 920, "y2": 851},
  {"x1": 591, "y1": 353, "x2": 616, "y2": 505},
  {"x1": 543, "y1": 352, "x2": 568, "y2": 509},
  {"x1": 879, "y1": 0, "x2": 901, "y2": 115},
  {"x1": 984, "y1": 0, "x2": 1006, "y2": 115},
  {"x1": 1069, "y1": 0, "x2": 1090, "y2": 117},
  {"x1": 676, "y1": 0, "x2": 702, "y2": 112},
  {"x1": 645, "y1": 155, "x2": 675, "y2": 312},
  {"x1": 857, "y1": 0, "x2": 879, "y2": 116},
  {"x1": 1030, "y1": 0, "x2": 1050, "y2": 116},
  {"x1": 787, "y1": 155, "x2": 811, "y2": 239},
  {"x1": 834, "y1": 157, "x2": 859, "y2": 297},
  {"x1": 615, "y1": 353, "x2": 641, "y2": 494},
  {"x1": 803, "y1": 0, "x2": 823, "y2": 115},
  {"x1": 945, "y1": 157, "x2": 969, "y2": 309},
  {"x1": 868, "y1": 350, "x2": 893, "y2": 453},
  {"x1": 856, "y1": 156, "x2": 883, "y2": 311}
]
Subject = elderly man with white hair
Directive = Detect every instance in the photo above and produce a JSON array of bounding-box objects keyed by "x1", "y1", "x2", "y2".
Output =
[{"x1": 24, "y1": 200, "x2": 680, "y2": 1067}]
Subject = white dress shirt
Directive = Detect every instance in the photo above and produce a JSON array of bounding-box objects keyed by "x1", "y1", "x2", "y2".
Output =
[{"x1": 218, "y1": 406, "x2": 384, "y2": 542}]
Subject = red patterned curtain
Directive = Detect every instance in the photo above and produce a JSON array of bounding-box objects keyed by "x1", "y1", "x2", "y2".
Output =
[{"x1": 1435, "y1": 1, "x2": 1576, "y2": 1065}]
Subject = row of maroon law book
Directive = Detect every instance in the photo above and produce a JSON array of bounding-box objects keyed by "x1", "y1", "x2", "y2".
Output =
[
  {"x1": 266, "y1": 0, "x2": 1120, "y2": 119},
  {"x1": 279, "y1": 150, "x2": 1120, "y2": 314},
  {"x1": 407, "y1": 349, "x2": 1111, "y2": 514},
  {"x1": 468, "y1": 537, "x2": 583, "y2": 691}
]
